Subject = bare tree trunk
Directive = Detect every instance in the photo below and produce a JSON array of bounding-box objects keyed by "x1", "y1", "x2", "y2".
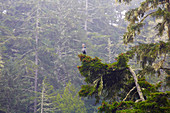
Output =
[
  {"x1": 84, "y1": 0, "x2": 88, "y2": 31},
  {"x1": 168, "y1": 23, "x2": 170, "y2": 40},
  {"x1": 41, "y1": 79, "x2": 45, "y2": 113},
  {"x1": 107, "y1": 38, "x2": 112, "y2": 63},
  {"x1": 167, "y1": 0, "x2": 170, "y2": 40},
  {"x1": 129, "y1": 66, "x2": 145, "y2": 101},
  {"x1": 34, "y1": 1, "x2": 40, "y2": 113}
]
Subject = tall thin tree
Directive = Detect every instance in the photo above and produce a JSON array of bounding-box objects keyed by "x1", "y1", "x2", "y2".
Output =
[
  {"x1": 85, "y1": 0, "x2": 88, "y2": 31},
  {"x1": 34, "y1": 0, "x2": 40, "y2": 112}
]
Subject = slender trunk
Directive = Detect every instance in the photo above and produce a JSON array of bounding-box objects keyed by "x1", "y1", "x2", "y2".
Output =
[
  {"x1": 34, "y1": 1, "x2": 39, "y2": 113},
  {"x1": 167, "y1": 0, "x2": 170, "y2": 40},
  {"x1": 129, "y1": 66, "x2": 145, "y2": 101},
  {"x1": 85, "y1": 0, "x2": 88, "y2": 31},
  {"x1": 107, "y1": 38, "x2": 112, "y2": 63},
  {"x1": 168, "y1": 23, "x2": 170, "y2": 40},
  {"x1": 41, "y1": 79, "x2": 45, "y2": 113}
]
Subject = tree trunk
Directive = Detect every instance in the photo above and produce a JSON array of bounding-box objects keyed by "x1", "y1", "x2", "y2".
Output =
[
  {"x1": 85, "y1": 0, "x2": 88, "y2": 31},
  {"x1": 107, "y1": 38, "x2": 112, "y2": 63},
  {"x1": 34, "y1": 1, "x2": 40, "y2": 113},
  {"x1": 41, "y1": 79, "x2": 45, "y2": 113},
  {"x1": 167, "y1": 0, "x2": 170, "y2": 40},
  {"x1": 129, "y1": 66, "x2": 145, "y2": 101},
  {"x1": 168, "y1": 23, "x2": 170, "y2": 40}
]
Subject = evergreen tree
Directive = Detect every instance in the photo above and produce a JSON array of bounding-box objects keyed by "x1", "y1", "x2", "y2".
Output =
[
  {"x1": 54, "y1": 82, "x2": 87, "y2": 113},
  {"x1": 77, "y1": 0, "x2": 170, "y2": 112},
  {"x1": 38, "y1": 77, "x2": 56, "y2": 113},
  {"x1": 122, "y1": 0, "x2": 170, "y2": 90}
]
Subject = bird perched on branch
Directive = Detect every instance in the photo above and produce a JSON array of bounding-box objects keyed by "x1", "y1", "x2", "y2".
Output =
[{"x1": 82, "y1": 44, "x2": 86, "y2": 55}]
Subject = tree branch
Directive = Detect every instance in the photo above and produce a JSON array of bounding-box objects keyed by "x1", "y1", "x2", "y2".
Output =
[
  {"x1": 139, "y1": 12, "x2": 155, "y2": 23},
  {"x1": 129, "y1": 66, "x2": 145, "y2": 101},
  {"x1": 123, "y1": 86, "x2": 136, "y2": 101}
]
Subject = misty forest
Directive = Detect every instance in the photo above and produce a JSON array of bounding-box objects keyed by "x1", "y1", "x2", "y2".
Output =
[{"x1": 0, "y1": 0, "x2": 170, "y2": 113}]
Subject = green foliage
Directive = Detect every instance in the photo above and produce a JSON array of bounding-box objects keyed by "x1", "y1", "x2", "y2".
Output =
[
  {"x1": 78, "y1": 54, "x2": 169, "y2": 113},
  {"x1": 138, "y1": 77, "x2": 162, "y2": 96},
  {"x1": 36, "y1": 80, "x2": 87, "y2": 113},
  {"x1": 0, "y1": 0, "x2": 169, "y2": 112},
  {"x1": 134, "y1": 91, "x2": 170, "y2": 113},
  {"x1": 0, "y1": 58, "x2": 34, "y2": 113},
  {"x1": 123, "y1": 0, "x2": 170, "y2": 43},
  {"x1": 78, "y1": 0, "x2": 170, "y2": 113},
  {"x1": 78, "y1": 54, "x2": 131, "y2": 103},
  {"x1": 125, "y1": 41, "x2": 170, "y2": 81},
  {"x1": 116, "y1": 53, "x2": 129, "y2": 68},
  {"x1": 37, "y1": 77, "x2": 56, "y2": 113},
  {"x1": 98, "y1": 101, "x2": 118, "y2": 113},
  {"x1": 55, "y1": 82, "x2": 87, "y2": 113},
  {"x1": 98, "y1": 101, "x2": 135, "y2": 113},
  {"x1": 79, "y1": 85, "x2": 95, "y2": 97},
  {"x1": 98, "y1": 91, "x2": 170, "y2": 113}
]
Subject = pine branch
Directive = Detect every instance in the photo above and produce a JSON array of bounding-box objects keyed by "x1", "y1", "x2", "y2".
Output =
[{"x1": 19, "y1": 49, "x2": 34, "y2": 60}]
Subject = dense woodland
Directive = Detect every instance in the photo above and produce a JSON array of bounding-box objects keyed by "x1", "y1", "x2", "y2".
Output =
[{"x1": 0, "y1": 0, "x2": 169, "y2": 113}]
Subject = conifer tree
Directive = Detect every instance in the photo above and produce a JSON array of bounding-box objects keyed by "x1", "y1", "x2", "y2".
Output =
[
  {"x1": 122, "y1": 0, "x2": 170, "y2": 89},
  {"x1": 38, "y1": 77, "x2": 55, "y2": 113},
  {"x1": 77, "y1": 0, "x2": 170, "y2": 112},
  {"x1": 54, "y1": 82, "x2": 87, "y2": 113}
]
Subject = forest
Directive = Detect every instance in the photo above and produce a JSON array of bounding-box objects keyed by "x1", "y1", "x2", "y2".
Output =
[{"x1": 0, "y1": 0, "x2": 169, "y2": 113}]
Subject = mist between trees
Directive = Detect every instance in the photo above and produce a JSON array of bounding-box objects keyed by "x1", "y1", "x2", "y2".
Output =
[{"x1": 0, "y1": 0, "x2": 169, "y2": 113}]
